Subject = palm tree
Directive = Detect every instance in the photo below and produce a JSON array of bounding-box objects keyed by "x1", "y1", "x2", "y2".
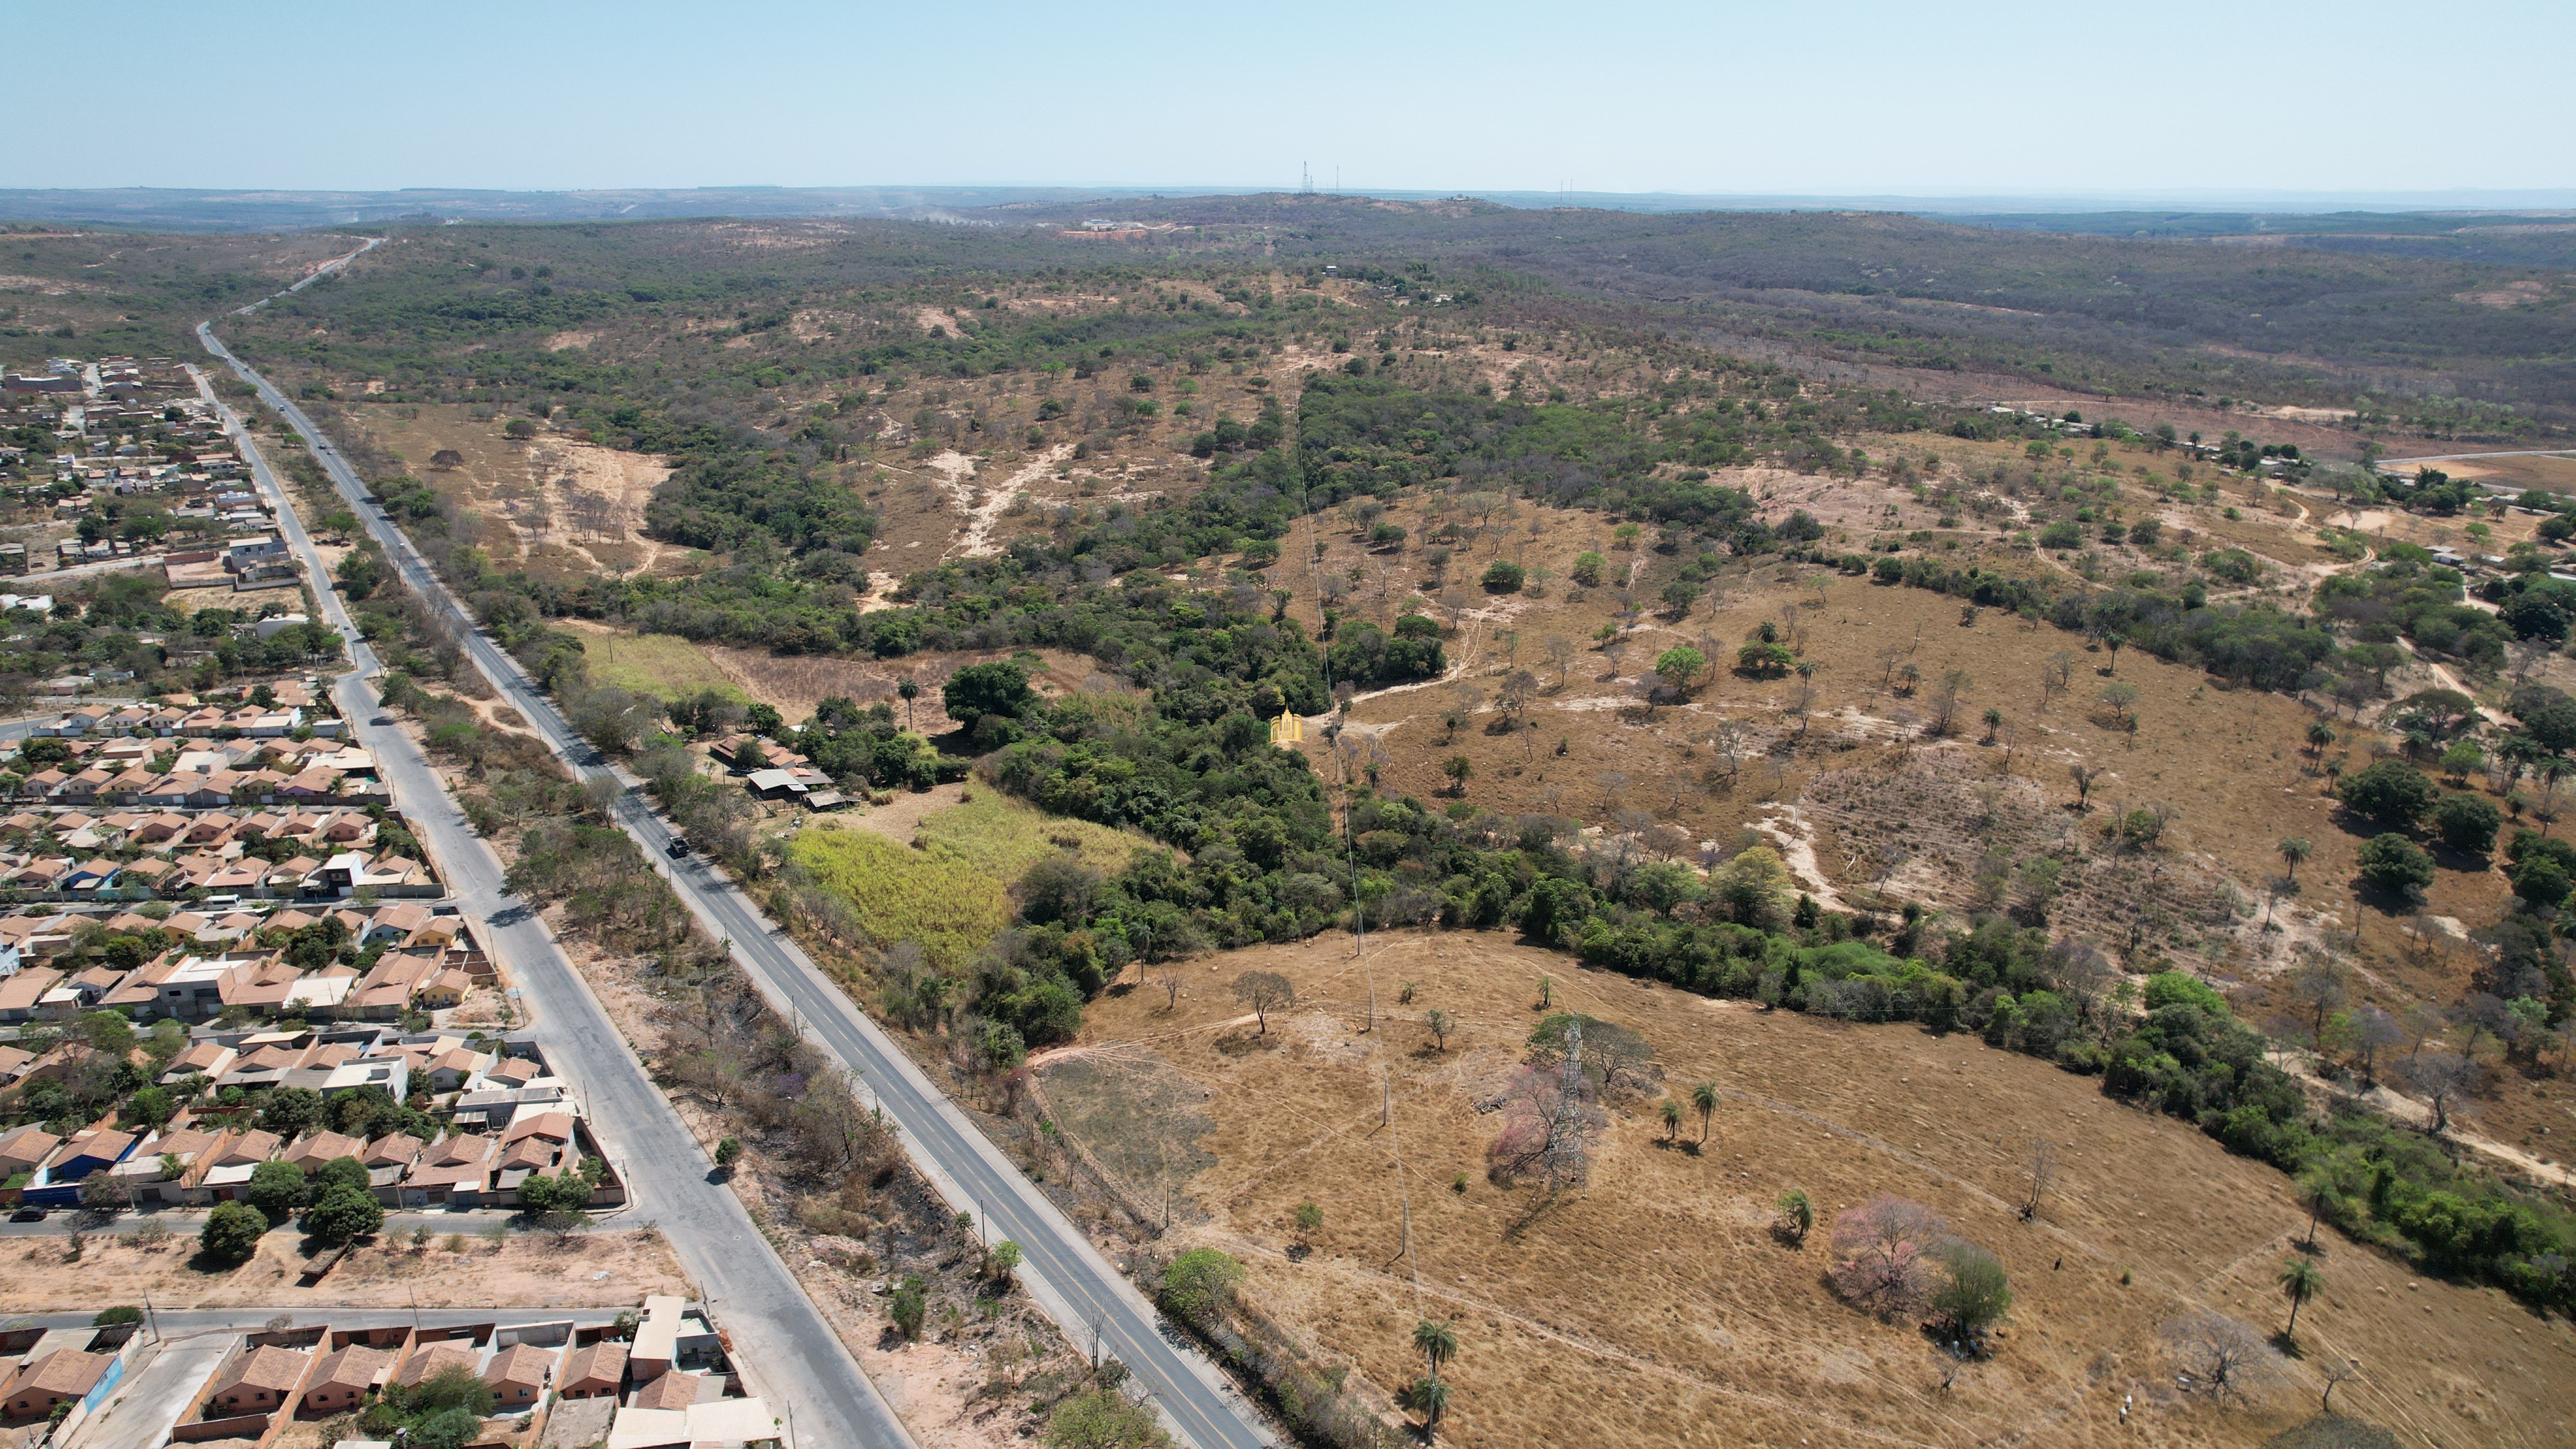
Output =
[
  {"x1": 2278, "y1": 1257, "x2": 2325, "y2": 1340},
  {"x1": 2306, "y1": 720, "x2": 2336, "y2": 762},
  {"x1": 898, "y1": 678, "x2": 920, "y2": 732},
  {"x1": 1403, "y1": 1374, "x2": 1450, "y2": 1440},
  {"x1": 2279, "y1": 837, "x2": 2311, "y2": 883},
  {"x1": 1412, "y1": 1318, "x2": 1458, "y2": 1376},
  {"x1": 1692, "y1": 1081, "x2": 1719, "y2": 1145},
  {"x1": 1660, "y1": 1100, "x2": 1682, "y2": 1142}
]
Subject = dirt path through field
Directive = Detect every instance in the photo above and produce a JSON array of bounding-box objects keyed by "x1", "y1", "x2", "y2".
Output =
[{"x1": 942, "y1": 443, "x2": 1071, "y2": 559}]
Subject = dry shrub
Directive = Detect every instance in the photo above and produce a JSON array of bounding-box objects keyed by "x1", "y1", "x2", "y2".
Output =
[
  {"x1": 1484, "y1": 1064, "x2": 1603, "y2": 1190},
  {"x1": 1828, "y1": 1196, "x2": 1949, "y2": 1319},
  {"x1": 2162, "y1": 1310, "x2": 2282, "y2": 1405}
]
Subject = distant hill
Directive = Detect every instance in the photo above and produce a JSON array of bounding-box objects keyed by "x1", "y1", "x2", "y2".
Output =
[{"x1": 6, "y1": 185, "x2": 2571, "y2": 233}]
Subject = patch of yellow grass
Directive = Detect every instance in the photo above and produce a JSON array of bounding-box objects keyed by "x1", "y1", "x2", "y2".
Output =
[
  {"x1": 789, "y1": 825, "x2": 1007, "y2": 970},
  {"x1": 578, "y1": 630, "x2": 745, "y2": 702},
  {"x1": 912, "y1": 792, "x2": 1161, "y2": 880}
]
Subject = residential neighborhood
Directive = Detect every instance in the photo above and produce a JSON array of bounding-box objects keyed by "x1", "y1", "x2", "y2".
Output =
[{"x1": 0, "y1": 1296, "x2": 767, "y2": 1449}]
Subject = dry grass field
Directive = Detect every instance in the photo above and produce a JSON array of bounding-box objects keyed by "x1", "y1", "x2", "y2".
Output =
[
  {"x1": 1044, "y1": 932, "x2": 2576, "y2": 1449},
  {"x1": 339, "y1": 402, "x2": 684, "y2": 581}
]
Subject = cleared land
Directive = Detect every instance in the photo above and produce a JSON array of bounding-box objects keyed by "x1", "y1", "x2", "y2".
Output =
[{"x1": 1046, "y1": 931, "x2": 2576, "y2": 1449}]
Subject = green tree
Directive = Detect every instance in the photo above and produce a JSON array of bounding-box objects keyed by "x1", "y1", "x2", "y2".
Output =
[
  {"x1": 1692, "y1": 1082, "x2": 1719, "y2": 1145},
  {"x1": 1654, "y1": 646, "x2": 1707, "y2": 696},
  {"x1": 985, "y1": 1239, "x2": 1023, "y2": 1282},
  {"x1": 408, "y1": 1407, "x2": 484, "y2": 1449},
  {"x1": 942, "y1": 661, "x2": 1035, "y2": 731},
  {"x1": 2513, "y1": 852, "x2": 2572, "y2": 908},
  {"x1": 408, "y1": 1361, "x2": 496, "y2": 1417},
  {"x1": 1930, "y1": 1241, "x2": 2012, "y2": 1344},
  {"x1": 2439, "y1": 738, "x2": 2486, "y2": 785},
  {"x1": 1569, "y1": 551, "x2": 1605, "y2": 587},
  {"x1": 1480, "y1": 560, "x2": 1524, "y2": 593},
  {"x1": 2433, "y1": 793, "x2": 2502, "y2": 856},
  {"x1": 199, "y1": 1201, "x2": 266, "y2": 1264},
  {"x1": 1045, "y1": 1387, "x2": 1171, "y2": 1449},
  {"x1": 302, "y1": 1183, "x2": 385, "y2": 1243},
  {"x1": 258, "y1": 1085, "x2": 325, "y2": 1138},
  {"x1": 2278, "y1": 1257, "x2": 2324, "y2": 1340},
  {"x1": 2096, "y1": 682, "x2": 2138, "y2": 725},
  {"x1": 1162, "y1": 1248, "x2": 1243, "y2": 1325},
  {"x1": 2336, "y1": 759, "x2": 2440, "y2": 827},
  {"x1": 1660, "y1": 1099, "x2": 1682, "y2": 1141},
  {"x1": 245, "y1": 1159, "x2": 309, "y2": 1221},
  {"x1": 310, "y1": 1156, "x2": 369, "y2": 1197},
  {"x1": 714, "y1": 1137, "x2": 741, "y2": 1170},
  {"x1": 81, "y1": 1011, "x2": 133, "y2": 1056},
  {"x1": 1710, "y1": 846, "x2": 1792, "y2": 929},
  {"x1": 123, "y1": 1086, "x2": 176, "y2": 1129},
  {"x1": 2357, "y1": 833, "x2": 2435, "y2": 899}
]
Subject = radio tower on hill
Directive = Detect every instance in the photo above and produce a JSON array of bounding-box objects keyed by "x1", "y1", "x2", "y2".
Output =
[{"x1": 1300, "y1": 161, "x2": 1313, "y2": 195}]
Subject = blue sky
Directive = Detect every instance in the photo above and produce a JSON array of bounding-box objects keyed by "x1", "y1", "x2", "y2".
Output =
[{"x1": 11, "y1": 0, "x2": 2569, "y2": 197}]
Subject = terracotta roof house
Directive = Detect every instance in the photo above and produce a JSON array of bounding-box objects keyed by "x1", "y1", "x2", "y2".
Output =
[
  {"x1": 557, "y1": 1340, "x2": 626, "y2": 1400},
  {"x1": 2, "y1": 1349, "x2": 112, "y2": 1419},
  {"x1": 631, "y1": 1368, "x2": 704, "y2": 1410},
  {"x1": 396, "y1": 1341, "x2": 480, "y2": 1390},
  {"x1": 482, "y1": 1056, "x2": 545, "y2": 1089},
  {"x1": 210, "y1": 1129, "x2": 282, "y2": 1168},
  {"x1": 300, "y1": 1343, "x2": 393, "y2": 1416},
  {"x1": 0, "y1": 968, "x2": 62, "y2": 1022},
  {"x1": 0, "y1": 1125, "x2": 59, "y2": 1175},
  {"x1": 417, "y1": 970, "x2": 469, "y2": 1009},
  {"x1": 206, "y1": 1344, "x2": 309, "y2": 1413},
  {"x1": 424, "y1": 1046, "x2": 492, "y2": 1093},
  {"x1": 39, "y1": 1127, "x2": 135, "y2": 1181},
  {"x1": 0, "y1": 1045, "x2": 32, "y2": 1085},
  {"x1": 401, "y1": 1135, "x2": 496, "y2": 1206},
  {"x1": 483, "y1": 1342, "x2": 556, "y2": 1407},
  {"x1": 163, "y1": 1040, "x2": 236, "y2": 1081},
  {"x1": 282, "y1": 1131, "x2": 367, "y2": 1173},
  {"x1": 364, "y1": 902, "x2": 434, "y2": 943}
]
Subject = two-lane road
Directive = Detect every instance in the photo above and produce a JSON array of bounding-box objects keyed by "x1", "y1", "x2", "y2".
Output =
[
  {"x1": 189, "y1": 341, "x2": 920, "y2": 1449},
  {"x1": 197, "y1": 324, "x2": 1277, "y2": 1449}
]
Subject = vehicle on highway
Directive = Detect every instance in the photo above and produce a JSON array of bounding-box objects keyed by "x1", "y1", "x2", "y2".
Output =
[
  {"x1": 666, "y1": 837, "x2": 692, "y2": 858},
  {"x1": 9, "y1": 1208, "x2": 46, "y2": 1223},
  {"x1": 370, "y1": 716, "x2": 392, "y2": 726}
]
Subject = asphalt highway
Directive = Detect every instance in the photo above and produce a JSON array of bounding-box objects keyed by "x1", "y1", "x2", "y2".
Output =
[
  {"x1": 194, "y1": 320, "x2": 1275, "y2": 1449},
  {"x1": 189, "y1": 334, "x2": 922, "y2": 1449}
]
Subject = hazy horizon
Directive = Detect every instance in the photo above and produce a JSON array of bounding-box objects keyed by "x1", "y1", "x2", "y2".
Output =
[{"x1": 9, "y1": 0, "x2": 2567, "y2": 198}]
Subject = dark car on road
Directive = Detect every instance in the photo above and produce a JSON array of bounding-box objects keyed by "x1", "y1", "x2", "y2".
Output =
[{"x1": 666, "y1": 838, "x2": 692, "y2": 858}]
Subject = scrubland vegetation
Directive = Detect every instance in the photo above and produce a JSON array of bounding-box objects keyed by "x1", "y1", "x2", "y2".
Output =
[{"x1": 72, "y1": 199, "x2": 2574, "y2": 1447}]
